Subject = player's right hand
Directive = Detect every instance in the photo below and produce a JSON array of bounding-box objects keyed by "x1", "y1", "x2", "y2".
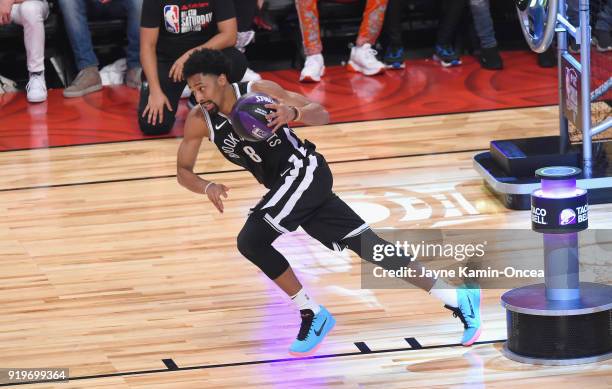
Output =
[{"x1": 206, "y1": 183, "x2": 230, "y2": 213}]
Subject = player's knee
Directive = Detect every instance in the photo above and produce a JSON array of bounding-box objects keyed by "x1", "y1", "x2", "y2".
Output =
[
  {"x1": 237, "y1": 227, "x2": 288, "y2": 279},
  {"x1": 19, "y1": 1, "x2": 46, "y2": 22},
  {"x1": 236, "y1": 227, "x2": 261, "y2": 259},
  {"x1": 138, "y1": 115, "x2": 175, "y2": 135}
]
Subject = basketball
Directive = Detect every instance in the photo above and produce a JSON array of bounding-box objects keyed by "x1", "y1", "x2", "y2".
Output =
[{"x1": 230, "y1": 92, "x2": 277, "y2": 142}]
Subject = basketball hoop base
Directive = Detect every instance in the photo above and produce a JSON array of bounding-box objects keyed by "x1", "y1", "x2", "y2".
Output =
[
  {"x1": 473, "y1": 137, "x2": 612, "y2": 210},
  {"x1": 501, "y1": 282, "x2": 612, "y2": 365}
]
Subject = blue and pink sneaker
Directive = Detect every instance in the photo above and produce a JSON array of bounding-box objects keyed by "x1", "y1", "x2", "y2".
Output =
[
  {"x1": 445, "y1": 286, "x2": 482, "y2": 346},
  {"x1": 289, "y1": 306, "x2": 336, "y2": 356}
]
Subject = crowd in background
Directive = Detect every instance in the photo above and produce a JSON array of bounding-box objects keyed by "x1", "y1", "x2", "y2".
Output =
[{"x1": 0, "y1": 0, "x2": 611, "y2": 134}]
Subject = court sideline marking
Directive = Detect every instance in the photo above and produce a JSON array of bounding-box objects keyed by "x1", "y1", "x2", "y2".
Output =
[
  {"x1": 0, "y1": 339, "x2": 505, "y2": 387},
  {"x1": 0, "y1": 148, "x2": 485, "y2": 193}
]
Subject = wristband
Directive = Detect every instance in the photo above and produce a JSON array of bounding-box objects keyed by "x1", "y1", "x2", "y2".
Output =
[
  {"x1": 290, "y1": 106, "x2": 302, "y2": 122},
  {"x1": 204, "y1": 182, "x2": 214, "y2": 194}
]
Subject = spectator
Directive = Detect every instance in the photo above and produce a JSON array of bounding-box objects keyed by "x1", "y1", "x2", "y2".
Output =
[
  {"x1": 569, "y1": 0, "x2": 612, "y2": 52},
  {"x1": 469, "y1": 0, "x2": 557, "y2": 69},
  {"x1": 434, "y1": 0, "x2": 467, "y2": 67},
  {"x1": 469, "y1": 0, "x2": 503, "y2": 69},
  {"x1": 593, "y1": 0, "x2": 612, "y2": 51},
  {"x1": 0, "y1": 0, "x2": 49, "y2": 102},
  {"x1": 139, "y1": 0, "x2": 247, "y2": 135},
  {"x1": 58, "y1": 0, "x2": 142, "y2": 98},
  {"x1": 235, "y1": 0, "x2": 261, "y2": 81},
  {"x1": 381, "y1": 0, "x2": 406, "y2": 69},
  {"x1": 296, "y1": 0, "x2": 388, "y2": 82}
]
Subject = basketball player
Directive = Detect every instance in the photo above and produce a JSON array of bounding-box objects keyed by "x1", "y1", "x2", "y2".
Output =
[{"x1": 177, "y1": 48, "x2": 482, "y2": 355}]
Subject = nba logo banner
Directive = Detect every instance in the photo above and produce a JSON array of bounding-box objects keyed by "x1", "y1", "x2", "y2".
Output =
[{"x1": 164, "y1": 5, "x2": 180, "y2": 34}]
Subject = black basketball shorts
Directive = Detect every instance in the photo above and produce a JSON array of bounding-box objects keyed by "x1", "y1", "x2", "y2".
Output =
[{"x1": 248, "y1": 152, "x2": 370, "y2": 250}]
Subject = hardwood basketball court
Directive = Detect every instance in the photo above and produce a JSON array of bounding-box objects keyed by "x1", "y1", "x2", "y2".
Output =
[{"x1": 0, "y1": 56, "x2": 610, "y2": 388}]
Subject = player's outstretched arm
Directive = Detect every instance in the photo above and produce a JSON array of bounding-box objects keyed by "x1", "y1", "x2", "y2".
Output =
[
  {"x1": 250, "y1": 80, "x2": 330, "y2": 130},
  {"x1": 177, "y1": 108, "x2": 230, "y2": 213}
]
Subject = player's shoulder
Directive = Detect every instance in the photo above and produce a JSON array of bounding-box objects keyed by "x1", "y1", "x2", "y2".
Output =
[
  {"x1": 249, "y1": 79, "x2": 282, "y2": 95},
  {"x1": 184, "y1": 105, "x2": 209, "y2": 139}
]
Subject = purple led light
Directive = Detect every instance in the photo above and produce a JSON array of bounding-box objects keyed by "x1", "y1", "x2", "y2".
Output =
[
  {"x1": 541, "y1": 177, "x2": 575, "y2": 194},
  {"x1": 533, "y1": 188, "x2": 586, "y2": 199},
  {"x1": 539, "y1": 177, "x2": 581, "y2": 198}
]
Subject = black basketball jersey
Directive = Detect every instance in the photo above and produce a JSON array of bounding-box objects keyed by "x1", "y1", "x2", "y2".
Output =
[{"x1": 201, "y1": 82, "x2": 314, "y2": 189}]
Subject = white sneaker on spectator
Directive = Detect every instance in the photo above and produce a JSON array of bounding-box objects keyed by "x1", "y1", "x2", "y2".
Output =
[
  {"x1": 0, "y1": 74, "x2": 18, "y2": 94},
  {"x1": 347, "y1": 43, "x2": 385, "y2": 76},
  {"x1": 241, "y1": 68, "x2": 262, "y2": 82},
  {"x1": 300, "y1": 54, "x2": 325, "y2": 82},
  {"x1": 26, "y1": 73, "x2": 47, "y2": 103}
]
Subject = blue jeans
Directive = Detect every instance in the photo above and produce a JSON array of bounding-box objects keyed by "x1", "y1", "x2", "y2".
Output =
[
  {"x1": 469, "y1": 0, "x2": 497, "y2": 49},
  {"x1": 568, "y1": 0, "x2": 612, "y2": 31},
  {"x1": 58, "y1": 0, "x2": 142, "y2": 70},
  {"x1": 596, "y1": 0, "x2": 612, "y2": 31}
]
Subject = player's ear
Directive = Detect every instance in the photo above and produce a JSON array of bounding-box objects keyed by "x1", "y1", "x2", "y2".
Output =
[{"x1": 218, "y1": 73, "x2": 228, "y2": 86}]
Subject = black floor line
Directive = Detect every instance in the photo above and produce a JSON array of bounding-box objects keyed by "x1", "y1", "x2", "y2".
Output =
[
  {"x1": 405, "y1": 337, "x2": 423, "y2": 349},
  {"x1": 354, "y1": 342, "x2": 372, "y2": 353},
  {"x1": 0, "y1": 104, "x2": 556, "y2": 154},
  {"x1": 162, "y1": 359, "x2": 178, "y2": 371},
  {"x1": 0, "y1": 148, "x2": 485, "y2": 193},
  {"x1": 0, "y1": 339, "x2": 505, "y2": 387}
]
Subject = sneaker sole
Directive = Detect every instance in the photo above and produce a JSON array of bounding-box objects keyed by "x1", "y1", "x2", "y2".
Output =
[
  {"x1": 433, "y1": 55, "x2": 462, "y2": 67},
  {"x1": 462, "y1": 289, "x2": 483, "y2": 347},
  {"x1": 347, "y1": 61, "x2": 385, "y2": 76},
  {"x1": 27, "y1": 95, "x2": 47, "y2": 103},
  {"x1": 593, "y1": 38, "x2": 612, "y2": 52},
  {"x1": 385, "y1": 62, "x2": 406, "y2": 70},
  {"x1": 299, "y1": 67, "x2": 325, "y2": 83},
  {"x1": 288, "y1": 316, "x2": 336, "y2": 357},
  {"x1": 63, "y1": 84, "x2": 103, "y2": 98},
  {"x1": 462, "y1": 327, "x2": 482, "y2": 347}
]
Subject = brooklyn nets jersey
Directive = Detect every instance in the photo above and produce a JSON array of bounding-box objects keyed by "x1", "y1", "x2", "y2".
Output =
[{"x1": 201, "y1": 82, "x2": 314, "y2": 189}]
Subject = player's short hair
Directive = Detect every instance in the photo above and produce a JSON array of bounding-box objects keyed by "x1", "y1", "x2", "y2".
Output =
[{"x1": 183, "y1": 49, "x2": 230, "y2": 80}]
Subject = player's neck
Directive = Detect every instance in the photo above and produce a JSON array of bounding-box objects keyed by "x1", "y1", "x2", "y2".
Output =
[{"x1": 218, "y1": 84, "x2": 237, "y2": 116}]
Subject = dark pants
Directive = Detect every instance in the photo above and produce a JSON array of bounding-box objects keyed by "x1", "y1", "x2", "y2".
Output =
[
  {"x1": 383, "y1": 0, "x2": 404, "y2": 49},
  {"x1": 437, "y1": 0, "x2": 468, "y2": 46},
  {"x1": 138, "y1": 47, "x2": 247, "y2": 135},
  {"x1": 235, "y1": 0, "x2": 258, "y2": 32}
]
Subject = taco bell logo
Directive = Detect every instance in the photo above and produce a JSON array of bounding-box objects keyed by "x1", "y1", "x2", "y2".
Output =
[
  {"x1": 559, "y1": 208, "x2": 577, "y2": 225},
  {"x1": 164, "y1": 5, "x2": 180, "y2": 34}
]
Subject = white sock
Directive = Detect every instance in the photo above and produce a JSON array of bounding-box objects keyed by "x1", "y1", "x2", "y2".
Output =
[
  {"x1": 291, "y1": 288, "x2": 321, "y2": 315},
  {"x1": 429, "y1": 279, "x2": 458, "y2": 307}
]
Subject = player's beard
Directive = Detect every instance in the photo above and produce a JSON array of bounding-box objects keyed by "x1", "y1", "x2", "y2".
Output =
[{"x1": 201, "y1": 100, "x2": 219, "y2": 115}]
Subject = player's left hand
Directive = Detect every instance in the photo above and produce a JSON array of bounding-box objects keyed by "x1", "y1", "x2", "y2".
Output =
[
  {"x1": 265, "y1": 103, "x2": 295, "y2": 132},
  {"x1": 169, "y1": 50, "x2": 192, "y2": 82}
]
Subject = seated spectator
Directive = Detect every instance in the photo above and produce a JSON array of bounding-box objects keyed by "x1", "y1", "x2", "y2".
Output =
[
  {"x1": 381, "y1": 0, "x2": 406, "y2": 69},
  {"x1": 235, "y1": 0, "x2": 262, "y2": 82},
  {"x1": 58, "y1": 0, "x2": 142, "y2": 98},
  {"x1": 0, "y1": 0, "x2": 49, "y2": 102},
  {"x1": 434, "y1": 0, "x2": 467, "y2": 67},
  {"x1": 296, "y1": 0, "x2": 388, "y2": 82},
  {"x1": 139, "y1": 0, "x2": 247, "y2": 135}
]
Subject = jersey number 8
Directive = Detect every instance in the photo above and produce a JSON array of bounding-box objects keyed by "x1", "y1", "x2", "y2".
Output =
[{"x1": 243, "y1": 146, "x2": 262, "y2": 163}]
